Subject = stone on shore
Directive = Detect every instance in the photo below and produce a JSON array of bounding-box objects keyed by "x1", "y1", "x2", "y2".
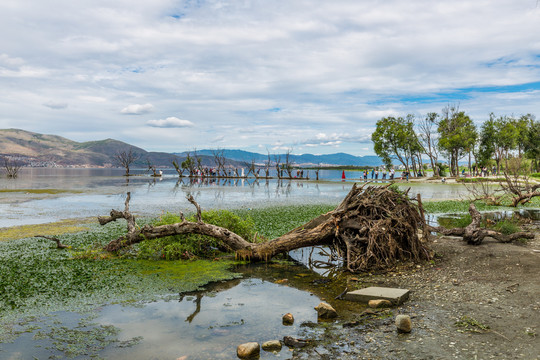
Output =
[
  {"x1": 368, "y1": 299, "x2": 393, "y2": 308},
  {"x1": 395, "y1": 314, "x2": 412, "y2": 333},
  {"x1": 282, "y1": 313, "x2": 294, "y2": 325},
  {"x1": 314, "y1": 302, "x2": 338, "y2": 319},
  {"x1": 262, "y1": 340, "x2": 282, "y2": 352},
  {"x1": 237, "y1": 342, "x2": 260, "y2": 359},
  {"x1": 344, "y1": 287, "x2": 409, "y2": 305}
]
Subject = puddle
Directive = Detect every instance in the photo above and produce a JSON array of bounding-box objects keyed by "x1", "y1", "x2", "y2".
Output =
[{"x1": 0, "y1": 264, "x2": 325, "y2": 360}]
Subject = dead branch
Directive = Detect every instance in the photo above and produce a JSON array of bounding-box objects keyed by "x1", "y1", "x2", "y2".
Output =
[
  {"x1": 428, "y1": 203, "x2": 535, "y2": 245},
  {"x1": 99, "y1": 184, "x2": 432, "y2": 272},
  {"x1": 36, "y1": 235, "x2": 70, "y2": 249}
]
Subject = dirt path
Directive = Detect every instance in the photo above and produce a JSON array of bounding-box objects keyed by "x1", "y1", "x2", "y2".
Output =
[{"x1": 292, "y1": 224, "x2": 540, "y2": 360}]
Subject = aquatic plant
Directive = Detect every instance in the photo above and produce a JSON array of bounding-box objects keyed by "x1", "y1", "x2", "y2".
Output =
[{"x1": 137, "y1": 209, "x2": 256, "y2": 260}]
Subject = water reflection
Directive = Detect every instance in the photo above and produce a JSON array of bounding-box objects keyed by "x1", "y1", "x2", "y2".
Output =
[{"x1": 1, "y1": 168, "x2": 488, "y2": 228}]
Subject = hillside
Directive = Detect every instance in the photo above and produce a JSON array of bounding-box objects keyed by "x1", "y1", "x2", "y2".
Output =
[
  {"x1": 176, "y1": 149, "x2": 382, "y2": 167},
  {"x1": 0, "y1": 129, "x2": 177, "y2": 167}
]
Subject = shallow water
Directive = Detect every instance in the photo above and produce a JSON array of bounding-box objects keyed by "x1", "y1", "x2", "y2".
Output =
[
  {"x1": 1, "y1": 168, "x2": 468, "y2": 228},
  {"x1": 0, "y1": 264, "x2": 324, "y2": 360}
]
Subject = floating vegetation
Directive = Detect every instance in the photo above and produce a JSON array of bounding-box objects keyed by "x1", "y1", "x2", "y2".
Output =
[{"x1": 0, "y1": 221, "x2": 240, "y2": 321}]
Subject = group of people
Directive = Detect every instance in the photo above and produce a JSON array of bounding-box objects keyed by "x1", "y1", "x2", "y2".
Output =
[{"x1": 361, "y1": 168, "x2": 396, "y2": 180}]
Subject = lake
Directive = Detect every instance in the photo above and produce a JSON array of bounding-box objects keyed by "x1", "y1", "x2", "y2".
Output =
[{"x1": 0, "y1": 168, "x2": 466, "y2": 228}]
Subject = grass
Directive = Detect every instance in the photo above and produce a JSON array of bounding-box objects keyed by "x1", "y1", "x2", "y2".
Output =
[
  {"x1": 423, "y1": 196, "x2": 540, "y2": 214},
  {"x1": 455, "y1": 316, "x2": 490, "y2": 333},
  {"x1": 234, "y1": 204, "x2": 336, "y2": 239},
  {"x1": 0, "y1": 218, "x2": 93, "y2": 241}
]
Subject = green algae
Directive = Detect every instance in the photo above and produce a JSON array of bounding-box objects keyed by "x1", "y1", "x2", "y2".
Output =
[
  {"x1": 0, "y1": 221, "x2": 240, "y2": 325},
  {"x1": 0, "y1": 218, "x2": 93, "y2": 241}
]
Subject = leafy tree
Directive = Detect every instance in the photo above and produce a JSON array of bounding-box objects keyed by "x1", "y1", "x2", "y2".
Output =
[
  {"x1": 512, "y1": 114, "x2": 533, "y2": 157},
  {"x1": 524, "y1": 117, "x2": 540, "y2": 172},
  {"x1": 371, "y1": 115, "x2": 419, "y2": 172},
  {"x1": 478, "y1": 116, "x2": 496, "y2": 167},
  {"x1": 437, "y1": 106, "x2": 477, "y2": 177},
  {"x1": 492, "y1": 114, "x2": 519, "y2": 174}
]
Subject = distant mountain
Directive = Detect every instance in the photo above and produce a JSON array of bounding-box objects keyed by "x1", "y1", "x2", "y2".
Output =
[
  {"x1": 0, "y1": 129, "x2": 180, "y2": 167},
  {"x1": 175, "y1": 149, "x2": 383, "y2": 167}
]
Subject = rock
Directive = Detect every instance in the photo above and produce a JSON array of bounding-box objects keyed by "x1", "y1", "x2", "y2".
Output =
[
  {"x1": 236, "y1": 342, "x2": 260, "y2": 359},
  {"x1": 314, "y1": 302, "x2": 338, "y2": 319},
  {"x1": 176, "y1": 357, "x2": 188, "y2": 360},
  {"x1": 344, "y1": 286, "x2": 410, "y2": 305},
  {"x1": 274, "y1": 279, "x2": 288, "y2": 284},
  {"x1": 282, "y1": 312, "x2": 294, "y2": 325},
  {"x1": 283, "y1": 336, "x2": 309, "y2": 348},
  {"x1": 395, "y1": 314, "x2": 412, "y2": 333},
  {"x1": 368, "y1": 299, "x2": 392, "y2": 308},
  {"x1": 262, "y1": 340, "x2": 282, "y2": 352}
]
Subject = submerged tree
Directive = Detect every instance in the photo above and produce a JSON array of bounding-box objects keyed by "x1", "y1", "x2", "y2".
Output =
[
  {"x1": 115, "y1": 149, "x2": 140, "y2": 176},
  {"x1": 2, "y1": 156, "x2": 22, "y2": 178}
]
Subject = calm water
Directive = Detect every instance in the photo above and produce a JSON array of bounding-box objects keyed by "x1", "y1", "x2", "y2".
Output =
[{"x1": 0, "y1": 168, "x2": 466, "y2": 228}]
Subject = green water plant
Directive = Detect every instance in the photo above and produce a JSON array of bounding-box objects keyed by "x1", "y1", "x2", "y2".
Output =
[{"x1": 137, "y1": 210, "x2": 257, "y2": 260}]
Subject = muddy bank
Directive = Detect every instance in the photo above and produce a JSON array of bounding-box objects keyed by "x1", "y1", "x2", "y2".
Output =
[{"x1": 288, "y1": 226, "x2": 540, "y2": 360}]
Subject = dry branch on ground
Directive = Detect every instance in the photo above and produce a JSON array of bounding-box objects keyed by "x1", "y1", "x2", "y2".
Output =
[{"x1": 427, "y1": 203, "x2": 535, "y2": 245}]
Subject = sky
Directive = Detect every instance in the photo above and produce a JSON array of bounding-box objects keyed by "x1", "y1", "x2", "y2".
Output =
[{"x1": 1, "y1": 0, "x2": 539, "y2": 156}]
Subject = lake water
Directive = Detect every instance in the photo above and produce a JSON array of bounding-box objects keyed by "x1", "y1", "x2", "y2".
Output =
[{"x1": 0, "y1": 168, "x2": 467, "y2": 228}]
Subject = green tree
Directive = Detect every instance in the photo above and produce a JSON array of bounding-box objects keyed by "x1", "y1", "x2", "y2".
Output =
[
  {"x1": 478, "y1": 116, "x2": 496, "y2": 167},
  {"x1": 524, "y1": 117, "x2": 540, "y2": 172},
  {"x1": 437, "y1": 106, "x2": 477, "y2": 177},
  {"x1": 371, "y1": 115, "x2": 419, "y2": 172}
]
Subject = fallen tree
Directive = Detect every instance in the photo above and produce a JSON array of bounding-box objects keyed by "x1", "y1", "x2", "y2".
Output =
[
  {"x1": 99, "y1": 184, "x2": 536, "y2": 271},
  {"x1": 99, "y1": 184, "x2": 432, "y2": 272},
  {"x1": 427, "y1": 203, "x2": 535, "y2": 245}
]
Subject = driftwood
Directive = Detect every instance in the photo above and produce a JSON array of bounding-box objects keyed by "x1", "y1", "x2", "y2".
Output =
[
  {"x1": 427, "y1": 203, "x2": 535, "y2": 245},
  {"x1": 36, "y1": 235, "x2": 70, "y2": 249},
  {"x1": 100, "y1": 184, "x2": 432, "y2": 272}
]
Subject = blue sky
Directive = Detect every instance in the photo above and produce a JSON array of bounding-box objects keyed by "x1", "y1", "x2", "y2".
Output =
[{"x1": 1, "y1": 0, "x2": 539, "y2": 156}]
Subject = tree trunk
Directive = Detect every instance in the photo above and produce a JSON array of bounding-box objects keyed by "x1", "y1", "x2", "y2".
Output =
[{"x1": 428, "y1": 203, "x2": 535, "y2": 245}]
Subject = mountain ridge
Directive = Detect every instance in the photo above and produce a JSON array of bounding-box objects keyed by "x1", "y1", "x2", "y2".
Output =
[{"x1": 0, "y1": 129, "x2": 382, "y2": 167}]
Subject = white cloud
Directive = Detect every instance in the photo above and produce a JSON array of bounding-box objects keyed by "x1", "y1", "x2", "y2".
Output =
[
  {"x1": 121, "y1": 103, "x2": 154, "y2": 115},
  {"x1": 146, "y1": 117, "x2": 194, "y2": 128},
  {"x1": 0, "y1": 1, "x2": 539, "y2": 155}
]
